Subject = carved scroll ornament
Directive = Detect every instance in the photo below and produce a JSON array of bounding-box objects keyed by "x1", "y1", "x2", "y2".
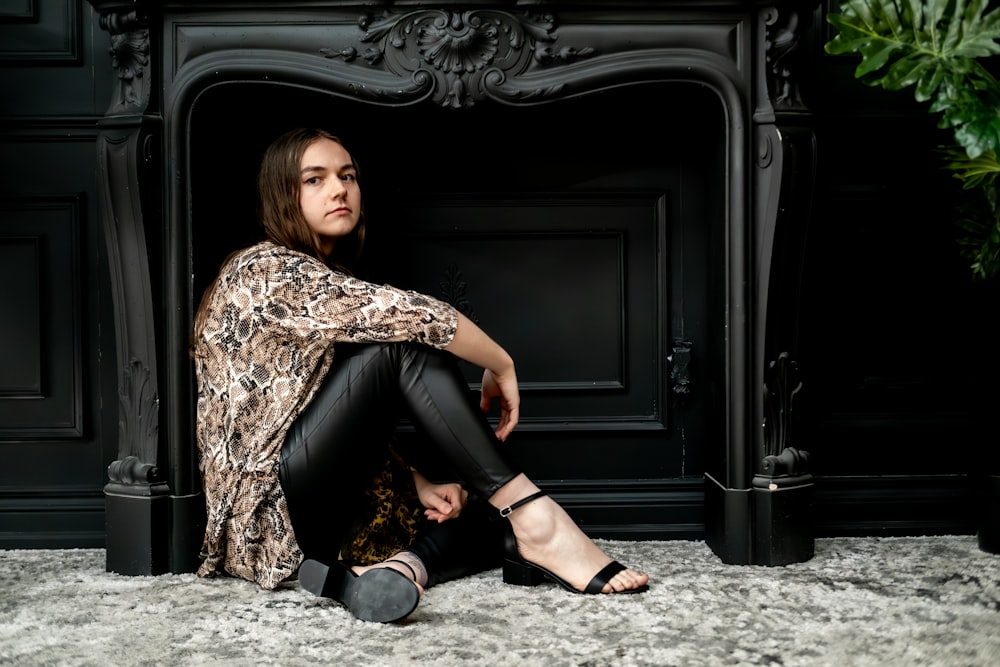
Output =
[
  {"x1": 322, "y1": 9, "x2": 595, "y2": 108},
  {"x1": 112, "y1": 358, "x2": 160, "y2": 481},
  {"x1": 762, "y1": 351, "x2": 802, "y2": 458}
]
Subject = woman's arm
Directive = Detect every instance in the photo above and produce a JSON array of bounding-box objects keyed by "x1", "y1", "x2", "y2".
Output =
[{"x1": 443, "y1": 312, "x2": 520, "y2": 441}]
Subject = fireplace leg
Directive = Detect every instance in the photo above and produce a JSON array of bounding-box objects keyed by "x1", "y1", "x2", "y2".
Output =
[
  {"x1": 704, "y1": 474, "x2": 752, "y2": 563},
  {"x1": 96, "y1": 112, "x2": 206, "y2": 574},
  {"x1": 705, "y1": 109, "x2": 818, "y2": 566},
  {"x1": 752, "y1": 473, "x2": 815, "y2": 566},
  {"x1": 704, "y1": 472, "x2": 815, "y2": 566},
  {"x1": 105, "y1": 476, "x2": 170, "y2": 575}
]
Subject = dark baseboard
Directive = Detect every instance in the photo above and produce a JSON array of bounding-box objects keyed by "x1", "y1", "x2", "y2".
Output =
[
  {"x1": 542, "y1": 477, "x2": 705, "y2": 541},
  {"x1": 541, "y1": 474, "x2": 977, "y2": 542},
  {"x1": 0, "y1": 489, "x2": 105, "y2": 549},
  {"x1": 0, "y1": 474, "x2": 978, "y2": 550},
  {"x1": 812, "y1": 474, "x2": 977, "y2": 537}
]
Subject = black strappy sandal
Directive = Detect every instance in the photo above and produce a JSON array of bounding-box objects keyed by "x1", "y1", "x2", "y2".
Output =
[
  {"x1": 498, "y1": 490, "x2": 649, "y2": 595},
  {"x1": 298, "y1": 559, "x2": 420, "y2": 623}
]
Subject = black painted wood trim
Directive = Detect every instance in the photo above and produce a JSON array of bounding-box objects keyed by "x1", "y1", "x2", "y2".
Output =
[{"x1": 813, "y1": 475, "x2": 977, "y2": 537}]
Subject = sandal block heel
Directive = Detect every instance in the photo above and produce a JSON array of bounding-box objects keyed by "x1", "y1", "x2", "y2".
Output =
[
  {"x1": 298, "y1": 559, "x2": 420, "y2": 623},
  {"x1": 502, "y1": 556, "x2": 546, "y2": 586}
]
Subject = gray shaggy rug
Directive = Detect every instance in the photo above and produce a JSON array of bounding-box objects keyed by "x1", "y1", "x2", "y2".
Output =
[{"x1": 1, "y1": 536, "x2": 998, "y2": 666}]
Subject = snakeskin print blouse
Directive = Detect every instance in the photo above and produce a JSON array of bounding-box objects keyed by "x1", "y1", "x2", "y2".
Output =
[{"x1": 192, "y1": 241, "x2": 458, "y2": 589}]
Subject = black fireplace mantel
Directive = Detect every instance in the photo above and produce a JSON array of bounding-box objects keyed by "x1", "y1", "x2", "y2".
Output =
[{"x1": 89, "y1": 0, "x2": 819, "y2": 575}]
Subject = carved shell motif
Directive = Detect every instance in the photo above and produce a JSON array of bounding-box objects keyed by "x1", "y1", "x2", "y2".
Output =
[
  {"x1": 322, "y1": 9, "x2": 595, "y2": 108},
  {"x1": 416, "y1": 11, "x2": 501, "y2": 73}
]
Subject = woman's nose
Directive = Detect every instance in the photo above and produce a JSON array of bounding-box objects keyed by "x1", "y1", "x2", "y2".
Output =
[{"x1": 329, "y1": 179, "x2": 346, "y2": 198}]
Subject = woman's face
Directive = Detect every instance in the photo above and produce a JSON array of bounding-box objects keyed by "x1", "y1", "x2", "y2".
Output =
[{"x1": 298, "y1": 138, "x2": 361, "y2": 257}]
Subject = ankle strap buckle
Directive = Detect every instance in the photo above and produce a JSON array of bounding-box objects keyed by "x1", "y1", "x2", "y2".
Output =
[{"x1": 495, "y1": 490, "x2": 547, "y2": 521}]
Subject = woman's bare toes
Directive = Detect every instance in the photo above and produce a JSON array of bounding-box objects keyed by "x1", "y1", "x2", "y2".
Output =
[{"x1": 605, "y1": 567, "x2": 649, "y2": 593}]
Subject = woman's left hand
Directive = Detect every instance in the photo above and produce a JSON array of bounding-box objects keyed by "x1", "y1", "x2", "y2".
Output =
[{"x1": 480, "y1": 368, "x2": 520, "y2": 442}]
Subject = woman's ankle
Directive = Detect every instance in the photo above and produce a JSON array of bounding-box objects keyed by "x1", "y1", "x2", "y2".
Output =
[
  {"x1": 386, "y1": 551, "x2": 428, "y2": 588},
  {"x1": 488, "y1": 474, "x2": 539, "y2": 513}
]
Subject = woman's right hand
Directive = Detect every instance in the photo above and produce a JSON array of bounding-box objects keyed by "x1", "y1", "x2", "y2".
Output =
[
  {"x1": 417, "y1": 480, "x2": 468, "y2": 523},
  {"x1": 410, "y1": 467, "x2": 467, "y2": 523}
]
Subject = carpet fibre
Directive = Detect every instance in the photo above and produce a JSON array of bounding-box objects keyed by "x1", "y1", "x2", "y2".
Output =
[{"x1": 2, "y1": 536, "x2": 998, "y2": 666}]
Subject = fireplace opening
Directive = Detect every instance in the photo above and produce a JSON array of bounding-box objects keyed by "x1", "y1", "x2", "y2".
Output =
[{"x1": 188, "y1": 80, "x2": 727, "y2": 486}]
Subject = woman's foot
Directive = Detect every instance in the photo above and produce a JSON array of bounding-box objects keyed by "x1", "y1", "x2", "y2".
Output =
[
  {"x1": 351, "y1": 551, "x2": 428, "y2": 594},
  {"x1": 491, "y1": 475, "x2": 649, "y2": 594}
]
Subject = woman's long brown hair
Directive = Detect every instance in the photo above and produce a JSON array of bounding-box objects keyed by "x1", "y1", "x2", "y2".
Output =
[{"x1": 190, "y1": 128, "x2": 366, "y2": 355}]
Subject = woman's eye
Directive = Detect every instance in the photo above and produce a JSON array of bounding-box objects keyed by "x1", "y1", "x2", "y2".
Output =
[
  {"x1": 341, "y1": 173, "x2": 357, "y2": 182},
  {"x1": 304, "y1": 177, "x2": 320, "y2": 185}
]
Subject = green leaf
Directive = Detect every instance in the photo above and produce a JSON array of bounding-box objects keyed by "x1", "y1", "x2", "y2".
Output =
[
  {"x1": 882, "y1": 53, "x2": 935, "y2": 89},
  {"x1": 855, "y1": 40, "x2": 905, "y2": 78},
  {"x1": 827, "y1": 1, "x2": 1000, "y2": 281},
  {"x1": 953, "y1": 180, "x2": 1000, "y2": 281},
  {"x1": 942, "y1": 148, "x2": 1000, "y2": 189},
  {"x1": 915, "y1": 61, "x2": 948, "y2": 100},
  {"x1": 827, "y1": 0, "x2": 1000, "y2": 156}
]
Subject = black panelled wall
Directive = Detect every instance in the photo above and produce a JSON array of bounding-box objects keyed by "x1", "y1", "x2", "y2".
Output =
[
  {"x1": 0, "y1": 0, "x2": 117, "y2": 547},
  {"x1": 799, "y1": 14, "x2": 998, "y2": 536},
  {"x1": 0, "y1": 2, "x2": 996, "y2": 554}
]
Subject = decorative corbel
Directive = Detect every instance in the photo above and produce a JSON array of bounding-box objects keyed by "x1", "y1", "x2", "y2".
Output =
[
  {"x1": 98, "y1": 7, "x2": 151, "y2": 116},
  {"x1": 762, "y1": 4, "x2": 815, "y2": 112}
]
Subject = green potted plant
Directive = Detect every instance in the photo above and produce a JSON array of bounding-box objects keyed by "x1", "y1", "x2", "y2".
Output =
[{"x1": 824, "y1": 0, "x2": 1000, "y2": 553}]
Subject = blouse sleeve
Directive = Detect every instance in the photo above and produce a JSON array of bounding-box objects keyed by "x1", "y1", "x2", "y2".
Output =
[{"x1": 246, "y1": 245, "x2": 458, "y2": 349}]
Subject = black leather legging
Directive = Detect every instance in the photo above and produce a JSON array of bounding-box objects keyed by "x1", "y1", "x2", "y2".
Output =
[
  {"x1": 278, "y1": 342, "x2": 518, "y2": 580},
  {"x1": 407, "y1": 495, "x2": 505, "y2": 588}
]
